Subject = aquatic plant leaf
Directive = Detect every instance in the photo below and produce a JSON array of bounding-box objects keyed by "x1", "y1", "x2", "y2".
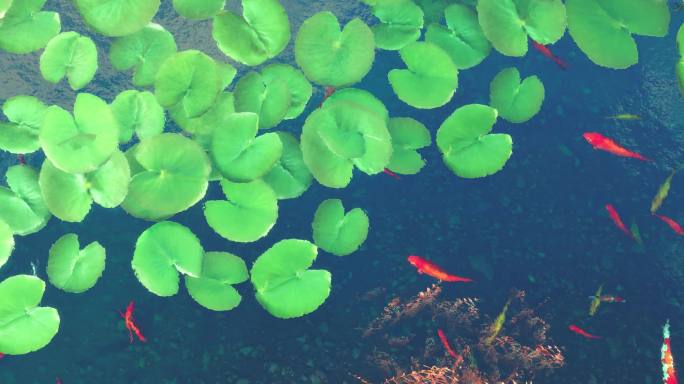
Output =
[
  {"x1": 170, "y1": 92, "x2": 235, "y2": 149},
  {"x1": 312, "y1": 199, "x2": 369, "y2": 256},
  {"x1": 0, "y1": 165, "x2": 50, "y2": 235},
  {"x1": 261, "y1": 64, "x2": 312, "y2": 120},
  {"x1": 212, "y1": 0, "x2": 290, "y2": 66},
  {"x1": 295, "y1": 11, "x2": 375, "y2": 87},
  {"x1": 0, "y1": 275, "x2": 59, "y2": 355},
  {"x1": 489, "y1": 67, "x2": 545, "y2": 123},
  {"x1": 0, "y1": 6, "x2": 60, "y2": 54},
  {"x1": 676, "y1": 23, "x2": 684, "y2": 96},
  {"x1": 211, "y1": 112, "x2": 283, "y2": 182},
  {"x1": 425, "y1": 4, "x2": 491, "y2": 69},
  {"x1": 436, "y1": 104, "x2": 512, "y2": 178},
  {"x1": 0, "y1": 0, "x2": 12, "y2": 20},
  {"x1": 109, "y1": 23, "x2": 177, "y2": 87},
  {"x1": 39, "y1": 93, "x2": 119, "y2": 174},
  {"x1": 46, "y1": 233, "x2": 105, "y2": 293},
  {"x1": 74, "y1": 0, "x2": 160, "y2": 37},
  {"x1": 234, "y1": 71, "x2": 291, "y2": 129},
  {"x1": 367, "y1": 0, "x2": 424, "y2": 50},
  {"x1": 477, "y1": 0, "x2": 566, "y2": 57},
  {"x1": 387, "y1": 117, "x2": 431, "y2": 174},
  {"x1": 132, "y1": 221, "x2": 203, "y2": 296},
  {"x1": 262, "y1": 132, "x2": 313, "y2": 199},
  {"x1": 0, "y1": 95, "x2": 46, "y2": 154},
  {"x1": 204, "y1": 179, "x2": 278, "y2": 243},
  {"x1": 322, "y1": 88, "x2": 389, "y2": 123},
  {"x1": 300, "y1": 112, "x2": 353, "y2": 188},
  {"x1": 111, "y1": 90, "x2": 165, "y2": 143},
  {"x1": 566, "y1": 0, "x2": 669, "y2": 69},
  {"x1": 185, "y1": 252, "x2": 248, "y2": 311},
  {"x1": 414, "y1": 0, "x2": 449, "y2": 24},
  {"x1": 40, "y1": 32, "x2": 98, "y2": 91},
  {"x1": 388, "y1": 41, "x2": 458, "y2": 109},
  {"x1": 0, "y1": 220, "x2": 14, "y2": 269},
  {"x1": 250, "y1": 239, "x2": 331, "y2": 319},
  {"x1": 173, "y1": 0, "x2": 224, "y2": 20},
  {"x1": 122, "y1": 134, "x2": 210, "y2": 221}
]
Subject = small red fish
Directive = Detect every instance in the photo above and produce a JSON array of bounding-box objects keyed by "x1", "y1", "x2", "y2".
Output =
[
  {"x1": 663, "y1": 320, "x2": 679, "y2": 384},
  {"x1": 407, "y1": 255, "x2": 473, "y2": 282},
  {"x1": 654, "y1": 214, "x2": 684, "y2": 236},
  {"x1": 319, "y1": 86, "x2": 336, "y2": 108},
  {"x1": 569, "y1": 324, "x2": 602, "y2": 340},
  {"x1": 437, "y1": 329, "x2": 459, "y2": 360},
  {"x1": 0, "y1": 352, "x2": 4, "y2": 359},
  {"x1": 590, "y1": 295, "x2": 626, "y2": 303},
  {"x1": 56, "y1": 377, "x2": 62, "y2": 384},
  {"x1": 606, "y1": 204, "x2": 633, "y2": 239},
  {"x1": 118, "y1": 301, "x2": 146, "y2": 344},
  {"x1": 583, "y1": 132, "x2": 651, "y2": 161},
  {"x1": 383, "y1": 168, "x2": 401, "y2": 180},
  {"x1": 531, "y1": 41, "x2": 569, "y2": 70}
]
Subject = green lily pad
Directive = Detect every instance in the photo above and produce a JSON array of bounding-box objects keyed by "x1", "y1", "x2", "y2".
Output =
[
  {"x1": 204, "y1": 179, "x2": 278, "y2": 243},
  {"x1": 111, "y1": 90, "x2": 165, "y2": 143},
  {"x1": 0, "y1": 1, "x2": 60, "y2": 54},
  {"x1": 387, "y1": 117, "x2": 431, "y2": 174},
  {"x1": 212, "y1": 0, "x2": 290, "y2": 66},
  {"x1": 388, "y1": 41, "x2": 458, "y2": 109},
  {"x1": 677, "y1": 23, "x2": 684, "y2": 96},
  {"x1": 74, "y1": 0, "x2": 160, "y2": 37},
  {"x1": 436, "y1": 104, "x2": 512, "y2": 178},
  {"x1": 132, "y1": 221, "x2": 203, "y2": 296},
  {"x1": 109, "y1": 23, "x2": 177, "y2": 87},
  {"x1": 425, "y1": 4, "x2": 491, "y2": 69},
  {"x1": 122, "y1": 133, "x2": 210, "y2": 221},
  {"x1": 489, "y1": 67, "x2": 545, "y2": 123},
  {"x1": 234, "y1": 71, "x2": 291, "y2": 130},
  {"x1": 477, "y1": 0, "x2": 566, "y2": 57},
  {"x1": 185, "y1": 252, "x2": 248, "y2": 311},
  {"x1": 0, "y1": 220, "x2": 14, "y2": 269},
  {"x1": 173, "y1": 0, "x2": 224, "y2": 20},
  {"x1": 46, "y1": 233, "x2": 106, "y2": 293},
  {"x1": 322, "y1": 88, "x2": 389, "y2": 123},
  {"x1": 211, "y1": 112, "x2": 283, "y2": 182},
  {"x1": 312, "y1": 199, "x2": 369, "y2": 256},
  {"x1": 262, "y1": 132, "x2": 313, "y2": 200},
  {"x1": 261, "y1": 64, "x2": 312, "y2": 120},
  {"x1": 0, "y1": 165, "x2": 50, "y2": 235},
  {"x1": 365, "y1": 0, "x2": 424, "y2": 50},
  {"x1": 170, "y1": 92, "x2": 235, "y2": 148},
  {"x1": 39, "y1": 32, "x2": 98, "y2": 91},
  {"x1": 39, "y1": 93, "x2": 120, "y2": 174},
  {"x1": 295, "y1": 11, "x2": 375, "y2": 87},
  {"x1": 250, "y1": 239, "x2": 331, "y2": 319},
  {"x1": 0, "y1": 275, "x2": 60, "y2": 355},
  {"x1": 0, "y1": 95, "x2": 47, "y2": 154}
]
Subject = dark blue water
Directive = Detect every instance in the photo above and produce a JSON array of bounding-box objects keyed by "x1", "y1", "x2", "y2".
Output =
[{"x1": 2, "y1": 1, "x2": 684, "y2": 383}]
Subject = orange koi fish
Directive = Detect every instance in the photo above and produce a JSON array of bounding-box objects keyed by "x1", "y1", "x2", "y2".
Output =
[
  {"x1": 663, "y1": 320, "x2": 679, "y2": 384},
  {"x1": 408, "y1": 256, "x2": 473, "y2": 282},
  {"x1": 568, "y1": 324, "x2": 602, "y2": 340},
  {"x1": 437, "y1": 329, "x2": 459, "y2": 360},
  {"x1": 118, "y1": 301, "x2": 146, "y2": 344},
  {"x1": 606, "y1": 204, "x2": 633, "y2": 239},
  {"x1": 583, "y1": 132, "x2": 652, "y2": 161},
  {"x1": 531, "y1": 41, "x2": 569, "y2": 70},
  {"x1": 654, "y1": 214, "x2": 684, "y2": 236},
  {"x1": 383, "y1": 168, "x2": 401, "y2": 180}
]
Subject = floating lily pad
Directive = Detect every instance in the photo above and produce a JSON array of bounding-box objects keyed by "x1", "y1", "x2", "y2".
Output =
[
  {"x1": 173, "y1": 0, "x2": 224, "y2": 20},
  {"x1": 111, "y1": 90, "x2": 165, "y2": 143},
  {"x1": 39, "y1": 93, "x2": 119, "y2": 174},
  {"x1": 312, "y1": 199, "x2": 369, "y2": 256},
  {"x1": 436, "y1": 104, "x2": 512, "y2": 178},
  {"x1": 40, "y1": 32, "x2": 98, "y2": 91},
  {"x1": 0, "y1": 220, "x2": 13, "y2": 269},
  {"x1": 322, "y1": 88, "x2": 389, "y2": 123},
  {"x1": 477, "y1": 0, "x2": 566, "y2": 57},
  {"x1": 170, "y1": 92, "x2": 235, "y2": 148},
  {"x1": 567, "y1": 0, "x2": 669, "y2": 69},
  {"x1": 261, "y1": 64, "x2": 312, "y2": 120},
  {"x1": 109, "y1": 23, "x2": 177, "y2": 87},
  {"x1": 185, "y1": 252, "x2": 248, "y2": 311},
  {"x1": 204, "y1": 179, "x2": 278, "y2": 243},
  {"x1": 250, "y1": 239, "x2": 331, "y2": 319},
  {"x1": 132, "y1": 221, "x2": 203, "y2": 296},
  {"x1": 295, "y1": 11, "x2": 375, "y2": 87},
  {"x1": 0, "y1": 275, "x2": 60, "y2": 355},
  {"x1": 425, "y1": 4, "x2": 491, "y2": 69},
  {"x1": 47, "y1": 233, "x2": 106, "y2": 293},
  {"x1": 387, "y1": 117, "x2": 431, "y2": 174},
  {"x1": 262, "y1": 132, "x2": 313, "y2": 199},
  {"x1": 0, "y1": 95, "x2": 47, "y2": 154},
  {"x1": 388, "y1": 41, "x2": 458, "y2": 109},
  {"x1": 489, "y1": 67, "x2": 544, "y2": 123},
  {"x1": 234, "y1": 71, "x2": 291, "y2": 129},
  {"x1": 74, "y1": 0, "x2": 160, "y2": 37},
  {"x1": 0, "y1": 165, "x2": 50, "y2": 235},
  {"x1": 212, "y1": 0, "x2": 290, "y2": 66},
  {"x1": 0, "y1": 1, "x2": 60, "y2": 54},
  {"x1": 365, "y1": 0, "x2": 424, "y2": 50},
  {"x1": 122, "y1": 134, "x2": 210, "y2": 221}
]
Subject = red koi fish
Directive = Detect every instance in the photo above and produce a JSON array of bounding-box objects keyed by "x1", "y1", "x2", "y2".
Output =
[
  {"x1": 583, "y1": 132, "x2": 651, "y2": 161},
  {"x1": 589, "y1": 295, "x2": 626, "y2": 303},
  {"x1": 654, "y1": 214, "x2": 684, "y2": 236},
  {"x1": 383, "y1": 168, "x2": 401, "y2": 180},
  {"x1": 407, "y1": 255, "x2": 473, "y2": 282},
  {"x1": 437, "y1": 329, "x2": 459, "y2": 360},
  {"x1": 118, "y1": 301, "x2": 146, "y2": 344},
  {"x1": 663, "y1": 320, "x2": 679, "y2": 384},
  {"x1": 568, "y1": 324, "x2": 602, "y2": 340},
  {"x1": 606, "y1": 204, "x2": 633, "y2": 239},
  {"x1": 531, "y1": 41, "x2": 569, "y2": 70}
]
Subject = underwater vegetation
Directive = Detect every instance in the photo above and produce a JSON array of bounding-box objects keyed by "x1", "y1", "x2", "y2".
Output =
[{"x1": 0, "y1": 0, "x2": 683, "y2": 382}]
